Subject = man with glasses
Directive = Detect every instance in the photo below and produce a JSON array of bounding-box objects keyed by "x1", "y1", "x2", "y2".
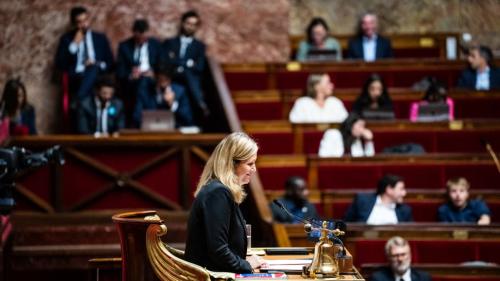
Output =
[{"x1": 371, "y1": 236, "x2": 431, "y2": 281}]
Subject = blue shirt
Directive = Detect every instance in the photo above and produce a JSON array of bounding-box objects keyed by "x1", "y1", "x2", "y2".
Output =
[{"x1": 437, "y1": 199, "x2": 490, "y2": 223}]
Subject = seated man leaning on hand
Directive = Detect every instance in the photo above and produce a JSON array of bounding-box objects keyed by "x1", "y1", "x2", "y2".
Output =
[
  {"x1": 438, "y1": 177, "x2": 491, "y2": 225},
  {"x1": 344, "y1": 174, "x2": 412, "y2": 224}
]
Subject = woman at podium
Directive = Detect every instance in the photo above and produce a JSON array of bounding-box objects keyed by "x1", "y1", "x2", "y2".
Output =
[{"x1": 184, "y1": 132, "x2": 265, "y2": 273}]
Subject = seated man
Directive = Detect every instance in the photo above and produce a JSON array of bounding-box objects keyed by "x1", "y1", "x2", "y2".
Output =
[
  {"x1": 457, "y1": 45, "x2": 500, "y2": 90},
  {"x1": 77, "y1": 76, "x2": 125, "y2": 136},
  {"x1": 347, "y1": 12, "x2": 393, "y2": 62},
  {"x1": 371, "y1": 236, "x2": 431, "y2": 281},
  {"x1": 344, "y1": 174, "x2": 412, "y2": 224},
  {"x1": 116, "y1": 19, "x2": 161, "y2": 124},
  {"x1": 133, "y1": 64, "x2": 194, "y2": 128},
  {"x1": 438, "y1": 177, "x2": 491, "y2": 225},
  {"x1": 55, "y1": 6, "x2": 114, "y2": 104},
  {"x1": 270, "y1": 176, "x2": 319, "y2": 223}
]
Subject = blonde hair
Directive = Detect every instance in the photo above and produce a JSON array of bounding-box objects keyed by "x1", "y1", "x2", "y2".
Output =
[
  {"x1": 446, "y1": 177, "x2": 470, "y2": 191},
  {"x1": 384, "y1": 236, "x2": 410, "y2": 257},
  {"x1": 195, "y1": 132, "x2": 258, "y2": 204},
  {"x1": 306, "y1": 73, "x2": 326, "y2": 98}
]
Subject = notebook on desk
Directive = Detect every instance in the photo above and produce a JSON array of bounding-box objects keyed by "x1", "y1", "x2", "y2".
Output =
[
  {"x1": 417, "y1": 103, "x2": 450, "y2": 122},
  {"x1": 141, "y1": 110, "x2": 175, "y2": 131}
]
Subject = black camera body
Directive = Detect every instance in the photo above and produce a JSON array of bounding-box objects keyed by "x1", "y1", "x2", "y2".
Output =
[{"x1": 0, "y1": 146, "x2": 64, "y2": 214}]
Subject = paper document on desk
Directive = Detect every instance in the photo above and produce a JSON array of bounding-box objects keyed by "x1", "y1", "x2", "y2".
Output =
[{"x1": 260, "y1": 259, "x2": 311, "y2": 272}]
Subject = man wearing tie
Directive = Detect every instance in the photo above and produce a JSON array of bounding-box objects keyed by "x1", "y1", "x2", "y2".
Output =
[
  {"x1": 162, "y1": 10, "x2": 208, "y2": 122},
  {"x1": 116, "y1": 19, "x2": 161, "y2": 124},
  {"x1": 55, "y1": 6, "x2": 114, "y2": 105},
  {"x1": 77, "y1": 76, "x2": 125, "y2": 137},
  {"x1": 370, "y1": 236, "x2": 431, "y2": 281},
  {"x1": 347, "y1": 13, "x2": 393, "y2": 62}
]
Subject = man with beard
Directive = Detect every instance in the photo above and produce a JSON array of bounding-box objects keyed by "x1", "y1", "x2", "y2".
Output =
[
  {"x1": 270, "y1": 176, "x2": 319, "y2": 223},
  {"x1": 161, "y1": 10, "x2": 208, "y2": 122},
  {"x1": 55, "y1": 6, "x2": 114, "y2": 105},
  {"x1": 371, "y1": 236, "x2": 431, "y2": 281},
  {"x1": 344, "y1": 174, "x2": 412, "y2": 224}
]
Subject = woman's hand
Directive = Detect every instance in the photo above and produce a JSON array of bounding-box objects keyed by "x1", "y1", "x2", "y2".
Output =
[
  {"x1": 361, "y1": 128, "x2": 373, "y2": 141},
  {"x1": 246, "y1": 254, "x2": 266, "y2": 270}
]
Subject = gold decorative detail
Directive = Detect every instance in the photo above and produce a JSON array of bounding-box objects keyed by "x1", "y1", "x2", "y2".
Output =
[
  {"x1": 452, "y1": 230, "x2": 469, "y2": 240},
  {"x1": 449, "y1": 120, "x2": 464, "y2": 130},
  {"x1": 146, "y1": 222, "x2": 234, "y2": 281},
  {"x1": 419, "y1": 38, "x2": 435, "y2": 47},
  {"x1": 286, "y1": 62, "x2": 301, "y2": 71},
  {"x1": 303, "y1": 221, "x2": 343, "y2": 278}
]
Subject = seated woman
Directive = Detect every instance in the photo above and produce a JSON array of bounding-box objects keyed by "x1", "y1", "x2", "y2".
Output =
[
  {"x1": 318, "y1": 113, "x2": 374, "y2": 157},
  {"x1": 352, "y1": 74, "x2": 394, "y2": 120},
  {"x1": 296, "y1": 17, "x2": 342, "y2": 62},
  {"x1": 185, "y1": 132, "x2": 265, "y2": 273},
  {"x1": 289, "y1": 73, "x2": 348, "y2": 123},
  {"x1": 0, "y1": 78, "x2": 37, "y2": 135},
  {"x1": 409, "y1": 78, "x2": 454, "y2": 122}
]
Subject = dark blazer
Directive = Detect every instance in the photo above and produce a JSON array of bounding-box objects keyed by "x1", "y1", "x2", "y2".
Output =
[
  {"x1": 77, "y1": 96, "x2": 125, "y2": 134},
  {"x1": 55, "y1": 30, "x2": 114, "y2": 75},
  {"x1": 347, "y1": 35, "x2": 393, "y2": 60},
  {"x1": 344, "y1": 193, "x2": 413, "y2": 223},
  {"x1": 161, "y1": 36, "x2": 206, "y2": 75},
  {"x1": 456, "y1": 67, "x2": 500, "y2": 90},
  {"x1": 370, "y1": 266, "x2": 432, "y2": 281},
  {"x1": 116, "y1": 37, "x2": 162, "y2": 80},
  {"x1": 184, "y1": 179, "x2": 252, "y2": 273},
  {"x1": 133, "y1": 82, "x2": 194, "y2": 128}
]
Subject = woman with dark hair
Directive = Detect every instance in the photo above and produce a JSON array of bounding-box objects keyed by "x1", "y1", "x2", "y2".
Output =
[
  {"x1": 296, "y1": 17, "x2": 342, "y2": 61},
  {"x1": 318, "y1": 113, "x2": 374, "y2": 157},
  {"x1": 409, "y1": 78, "x2": 454, "y2": 122},
  {"x1": 289, "y1": 73, "x2": 347, "y2": 123},
  {"x1": 352, "y1": 74, "x2": 394, "y2": 119},
  {"x1": 0, "y1": 78, "x2": 37, "y2": 135}
]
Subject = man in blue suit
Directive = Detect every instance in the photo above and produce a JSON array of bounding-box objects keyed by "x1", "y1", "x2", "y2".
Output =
[
  {"x1": 370, "y1": 236, "x2": 431, "y2": 281},
  {"x1": 162, "y1": 10, "x2": 208, "y2": 122},
  {"x1": 116, "y1": 19, "x2": 162, "y2": 125},
  {"x1": 344, "y1": 174, "x2": 412, "y2": 224},
  {"x1": 133, "y1": 64, "x2": 194, "y2": 129},
  {"x1": 55, "y1": 6, "x2": 114, "y2": 104},
  {"x1": 347, "y1": 13, "x2": 393, "y2": 61},
  {"x1": 457, "y1": 45, "x2": 500, "y2": 91}
]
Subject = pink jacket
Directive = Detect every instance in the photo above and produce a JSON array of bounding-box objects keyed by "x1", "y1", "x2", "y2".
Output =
[{"x1": 409, "y1": 97, "x2": 454, "y2": 122}]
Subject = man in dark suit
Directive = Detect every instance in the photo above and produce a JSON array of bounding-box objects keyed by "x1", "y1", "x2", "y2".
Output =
[
  {"x1": 371, "y1": 236, "x2": 431, "y2": 281},
  {"x1": 347, "y1": 13, "x2": 393, "y2": 61},
  {"x1": 55, "y1": 6, "x2": 114, "y2": 104},
  {"x1": 77, "y1": 76, "x2": 125, "y2": 136},
  {"x1": 457, "y1": 45, "x2": 500, "y2": 91},
  {"x1": 133, "y1": 64, "x2": 194, "y2": 129},
  {"x1": 116, "y1": 19, "x2": 161, "y2": 124},
  {"x1": 162, "y1": 10, "x2": 208, "y2": 121},
  {"x1": 344, "y1": 174, "x2": 412, "y2": 224}
]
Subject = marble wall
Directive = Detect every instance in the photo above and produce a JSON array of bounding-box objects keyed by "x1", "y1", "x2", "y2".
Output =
[
  {"x1": 0, "y1": 0, "x2": 499, "y2": 133},
  {"x1": 290, "y1": 0, "x2": 500, "y2": 51},
  {"x1": 0, "y1": 0, "x2": 289, "y2": 133}
]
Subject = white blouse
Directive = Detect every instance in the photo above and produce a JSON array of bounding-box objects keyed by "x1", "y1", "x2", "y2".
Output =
[
  {"x1": 289, "y1": 96, "x2": 348, "y2": 123},
  {"x1": 318, "y1": 129, "x2": 375, "y2": 157}
]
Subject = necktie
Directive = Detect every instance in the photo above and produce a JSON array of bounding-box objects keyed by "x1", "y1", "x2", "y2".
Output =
[
  {"x1": 399, "y1": 278, "x2": 405, "y2": 281},
  {"x1": 134, "y1": 45, "x2": 141, "y2": 66}
]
